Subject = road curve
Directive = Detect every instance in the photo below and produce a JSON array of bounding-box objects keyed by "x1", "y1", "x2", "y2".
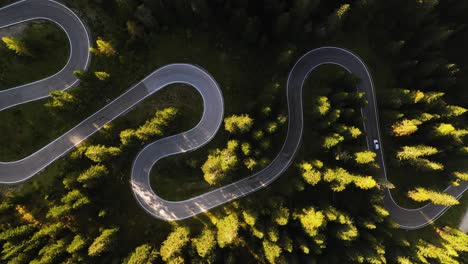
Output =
[
  {"x1": 1, "y1": 0, "x2": 467, "y2": 229},
  {"x1": 0, "y1": 0, "x2": 90, "y2": 111}
]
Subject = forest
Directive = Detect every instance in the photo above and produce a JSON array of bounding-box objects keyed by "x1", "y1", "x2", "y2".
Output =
[{"x1": 0, "y1": 0, "x2": 467, "y2": 263}]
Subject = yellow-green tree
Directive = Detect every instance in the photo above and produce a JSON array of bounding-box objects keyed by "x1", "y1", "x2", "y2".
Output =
[
  {"x1": 202, "y1": 140, "x2": 238, "y2": 185},
  {"x1": 90, "y1": 38, "x2": 116, "y2": 56},
  {"x1": 408, "y1": 188, "x2": 459, "y2": 206},
  {"x1": 263, "y1": 240, "x2": 282, "y2": 264},
  {"x1": 392, "y1": 119, "x2": 421, "y2": 136},
  {"x1": 160, "y1": 226, "x2": 190, "y2": 262},
  {"x1": 354, "y1": 151, "x2": 376, "y2": 164},
  {"x1": 88, "y1": 228, "x2": 119, "y2": 257},
  {"x1": 216, "y1": 214, "x2": 239, "y2": 248},
  {"x1": 135, "y1": 108, "x2": 178, "y2": 141},
  {"x1": 192, "y1": 228, "x2": 216, "y2": 258},
  {"x1": 300, "y1": 161, "x2": 322, "y2": 186},
  {"x1": 126, "y1": 244, "x2": 158, "y2": 264},
  {"x1": 396, "y1": 145, "x2": 438, "y2": 160},
  {"x1": 453, "y1": 171, "x2": 468, "y2": 181},
  {"x1": 94, "y1": 71, "x2": 110, "y2": 80},
  {"x1": 1, "y1": 37, "x2": 30, "y2": 56},
  {"x1": 294, "y1": 207, "x2": 325, "y2": 237},
  {"x1": 45, "y1": 90, "x2": 76, "y2": 109},
  {"x1": 84, "y1": 145, "x2": 121, "y2": 163},
  {"x1": 224, "y1": 114, "x2": 254, "y2": 134}
]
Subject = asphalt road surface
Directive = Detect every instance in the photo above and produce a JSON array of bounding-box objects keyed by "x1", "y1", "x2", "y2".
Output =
[{"x1": 1, "y1": 0, "x2": 466, "y2": 229}]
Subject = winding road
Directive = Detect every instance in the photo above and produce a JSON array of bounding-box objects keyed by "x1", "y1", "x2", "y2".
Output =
[{"x1": 1, "y1": 0, "x2": 466, "y2": 229}]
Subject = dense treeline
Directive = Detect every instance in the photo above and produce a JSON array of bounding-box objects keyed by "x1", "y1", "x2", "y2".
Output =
[{"x1": 0, "y1": 0, "x2": 467, "y2": 263}]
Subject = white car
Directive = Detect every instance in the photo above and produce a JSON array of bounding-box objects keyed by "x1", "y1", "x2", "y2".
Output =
[{"x1": 373, "y1": 139, "x2": 380, "y2": 150}]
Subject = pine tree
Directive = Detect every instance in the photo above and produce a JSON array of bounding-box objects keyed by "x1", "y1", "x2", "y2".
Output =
[
  {"x1": 90, "y1": 38, "x2": 116, "y2": 56},
  {"x1": 314, "y1": 96, "x2": 330, "y2": 116},
  {"x1": 85, "y1": 145, "x2": 121, "y2": 163},
  {"x1": 434, "y1": 123, "x2": 456, "y2": 136},
  {"x1": 160, "y1": 227, "x2": 190, "y2": 262},
  {"x1": 94, "y1": 71, "x2": 110, "y2": 80},
  {"x1": 202, "y1": 140, "x2": 238, "y2": 185},
  {"x1": 242, "y1": 209, "x2": 257, "y2": 227},
  {"x1": 66, "y1": 235, "x2": 87, "y2": 254},
  {"x1": 327, "y1": 4, "x2": 351, "y2": 32},
  {"x1": 272, "y1": 206, "x2": 290, "y2": 226},
  {"x1": 408, "y1": 188, "x2": 459, "y2": 206},
  {"x1": 224, "y1": 114, "x2": 254, "y2": 134},
  {"x1": 263, "y1": 240, "x2": 282, "y2": 264},
  {"x1": 216, "y1": 214, "x2": 239, "y2": 248},
  {"x1": 322, "y1": 133, "x2": 344, "y2": 149},
  {"x1": 354, "y1": 151, "x2": 376, "y2": 164},
  {"x1": 45, "y1": 90, "x2": 76, "y2": 109},
  {"x1": 77, "y1": 165, "x2": 108, "y2": 187},
  {"x1": 88, "y1": 228, "x2": 119, "y2": 257},
  {"x1": 397, "y1": 145, "x2": 438, "y2": 160},
  {"x1": 323, "y1": 167, "x2": 354, "y2": 192},
  {"x1": 126, "y1": 244, "x2": 158, "y2": 264},
  {"x1": 192, "y1": 228, "x2": 216, "y2": 258},
  {"x1": 135, "y1": 108, "x2": 178, "y2": 141},
  {"x1": 392, "y1": 119, "x2": 421, "y2": 136},
  {"x1": 32, "y1": 238, "x2": 67, "y2": 264},
  {"x1": 300, "y1": 162, "x2": 322, "y2": 186},
  {"x1": 294, "y1": 208, "x2": 325, "y2": 237},
  {"x1": 453, "y1": 171, "x2": 468, "y2": 181}
]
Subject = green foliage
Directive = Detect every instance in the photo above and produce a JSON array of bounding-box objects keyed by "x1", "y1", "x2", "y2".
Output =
[
  {"x1": 85, "y1": 145, "x2": 121, "y2": 163},
  {"x1": 300, "y1": 161, "x2": 322, "y2": 186},
  {"x1": 354, "y1": 151, "x2": 376, "y2": 164},
  {"x1": 453, "y1": 171, "x2": 468, "y2": 181},
  {"x1": 120, "y1": 129, "x2": 138, "y2": 146},
  {"x1": 67, "y1": 235, "x2": 86, "y2": 254},
  {"x1": 392, "y1": 119, "x2": 421, "y2": 136},
  {"x1": 88, "y1": 228, "x2": 119, "y2": 257},
  {"x1": 243, "y1": 158, "x2": 257, "y2": 170},
  {"x1": 408, "y1": 188, "x2": 459, "y2": 206},
  {"x1": 262, "y1": 240, "x2": 282, "y2": 264},
  {"x1": 61, "y1": 190, "x2": 90, "y2": 209},
  {"x1": 2, "y1": 37, "x2": 30, "y2": 56},
  {"x1": 126, "y1": 244, "x2": 158, "y2": 264},
  {"x1": 90, "y1": 38, "x2": 116, "y2": 56},
  {"x1": 77, "y1": 164, "x2": 108, "y2": 187},
  {"x1": 94, "y1": 71, "x2": 110, "y2": 80},
  {"x1": 192, "y1": 228, "x2": 216, "y2": 258},
  {"x1": 272, "y1": 206, "x2": 290, "y2": 226},
  {"x1": 397, "y1": 145, "x2": 438, "y2": 160},
  {"x1": 435, "y1": 123, "x2": 456, "y2": 136},
  {"x1": 295, "y1": 207, "x2": 325, "y2": 237},
  {"x1": 45, "y1": 90, "x2": 76, "y2": 109},
  {"x1": 241, "y1": 142, "x2": 251, "y2": 156},
  {"x1": 315, "y1": 96, "x2": 331, "y2": 116},
  {"x1": 444, "y1": 105, "x2": 467, "y2": 117},
  {"x1": 31, "y1": 238, "x2": 67, "y2": 264},
  {"x1": 160, "y1": 227, "x2": 190, "y2": 261},
  {"x1": 216, "y1": 214, "x2": 239, "y2": 248},
  {"x1": 0, "y1": 225, "x2": 35, "y2": 241},
  {"x1": 242, "y1": 209, "x2": 257, "y2": 227},
  {"x1": 135, "y1": 107, "x2": 178, "y2": 141},
  {"x1": 202, "y1": 140, "x2": 238, "y2": 185},
  {"x1": 224, "y1": 114, "x2": 254, "y2": 134},
  {"x1": 322, "y1": 133, "x2": 344, "y2": 149}
]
